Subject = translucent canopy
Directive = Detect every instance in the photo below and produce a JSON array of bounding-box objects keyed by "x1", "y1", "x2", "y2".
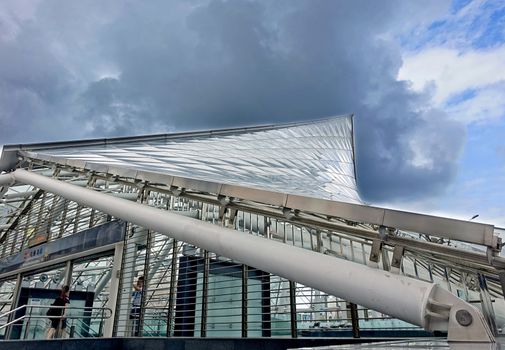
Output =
[{"x1": 12, "y1": 115, "x2": 361, "y2": 203}]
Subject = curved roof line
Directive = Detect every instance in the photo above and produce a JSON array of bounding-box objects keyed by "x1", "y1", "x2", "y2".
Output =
[{"x1": 1, "y1": 114, "x2": 354, "y2": 152}]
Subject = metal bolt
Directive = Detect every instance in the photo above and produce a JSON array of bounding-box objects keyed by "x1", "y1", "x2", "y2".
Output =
[{"x1": 455, "y1": 309, "x2": 473, "y2": 327}]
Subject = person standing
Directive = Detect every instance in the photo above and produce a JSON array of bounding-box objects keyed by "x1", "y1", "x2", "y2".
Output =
[
  {"x1": 46, "y1": 285, "x2": 70, "y2": 339},
  {"x1": 130, "y1": 276, "x2": 144, "y2": 336}
]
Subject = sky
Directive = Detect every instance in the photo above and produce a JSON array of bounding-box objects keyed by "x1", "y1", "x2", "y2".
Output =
[{"x1": 0, "y1": 0, "x2": 503, "y2": 226}]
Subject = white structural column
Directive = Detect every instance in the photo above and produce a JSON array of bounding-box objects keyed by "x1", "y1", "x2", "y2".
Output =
[
  {"x1": 0, "y1": 170, "x2": 495, "y2": 343},
  {"x1": 115, "y1": 226, "x2": 146, "y2": 336},
  {"x1": 0, "y1": 173, "x2": 15, "y2": 187},
  {"x1": 103, "y1": 242, "x2": 124, "y2": 337}
]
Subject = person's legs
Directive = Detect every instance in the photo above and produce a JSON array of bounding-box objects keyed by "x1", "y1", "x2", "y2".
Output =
[
  {"x1": 130, "y1": 307, "x2": 140, "y2": 336},
  {"x1": 47, "y1": 319, "x2": 59, "y2": 339},
  {"x1": 57, "y1": 319, "x2": 67, "y2": 338},
  {"x1": 46, "y1": 327, "x2": 56, "y2": 339}
]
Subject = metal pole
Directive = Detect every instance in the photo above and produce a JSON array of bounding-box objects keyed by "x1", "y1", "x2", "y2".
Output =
[
  {"x1": 138, "y1": 228, "x2": 152, "y2": 337},
  {"x1": 113, "y1": 224, "x2": 138, "y2": 337},
  {"x1": 289, "y1": 281, "x2": 297, "y2": 338},
  {"x1": 5, "y1": 273, "x2": 22, "y2": 340},
  {"x1": 498, "y1": 271, "x2": 505, "y2": 300},
  {"x1": 98, "y1": 308, "x2": 104, "y2": 337},
  {"x1": 200, "y1": 251, "x2": 209, "y2": 337},
  {"x1": 103, "y1": 241, "x2": 124, "y2": 337},
  {"x1": 242, "y1": 265, "x2": 248, "y2": 338},
  {"x1": 63, "y1": 260, "x2": 73, "y2": 287},
  {"x1": 23, "y1": 306, "x2": 32, "y2": 339},
  {"x1": 348, "y1": 302, "x2": 360, "y2": 338},
  {"x1": 478, "y1": 274, "x2": 498, "y2": 336},
  {"x1": 166, "y1": 239, "x2": 178, "y2": 337}
]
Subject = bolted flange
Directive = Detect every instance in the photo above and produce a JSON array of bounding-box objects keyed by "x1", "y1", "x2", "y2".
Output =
[{"x1": 455, "y1": 309, "x2": 473, "y2": 327}]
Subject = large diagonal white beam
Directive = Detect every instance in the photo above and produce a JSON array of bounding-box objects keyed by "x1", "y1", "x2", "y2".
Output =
[{"x1": 0, "y1": 169, "x2": 495, "y2": 343}]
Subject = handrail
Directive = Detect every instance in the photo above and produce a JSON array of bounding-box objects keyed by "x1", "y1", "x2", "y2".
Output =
[
  {"x1": 0, "y1": 304, "x2": 29, "y2": 323},
  {"x1": 68, "y1": 317, "x2": 101, "y2": 338},
  {"x1": 0, "y1": 304, "x2": 112, "y2": 332}
]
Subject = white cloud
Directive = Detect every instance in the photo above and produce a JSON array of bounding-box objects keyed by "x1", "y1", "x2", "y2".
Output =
[
  {"x1": 397, "y1": 0, "x2": 505, "y2": 125},
  {"x1": 399, "y1": 46, "x2": 505, "y2": 104},
  {"x1": 445, "y1": 82, "x2": 505, "y2": 124}
]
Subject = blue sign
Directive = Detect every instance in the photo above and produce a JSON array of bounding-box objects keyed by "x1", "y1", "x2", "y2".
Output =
[{"x1": 0, "y1": 220, "x2": 126, "y2": 275}]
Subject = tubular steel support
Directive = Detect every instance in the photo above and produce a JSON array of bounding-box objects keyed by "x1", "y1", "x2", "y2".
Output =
[
  {"x1": 242, "y1": 264, "x2": 248, "y2": 338},
  {"x1": 4, "y1": 169, "x2": 496, "y2": 343},
  {"x1": 200, "y1": 250, "x2": 210, "y2": 338},
  {"x1": 348, "y1": 302, "x2": 360, "y2": 338},
  {"x1": 498, "y1": 270, "x2": 505, "y2": 298},
  {"x1": 167, "y1": 239, "x2": 178, "y2": 337},
  {"x1": 289, "y1": 281, "x2": 297, "y2": 338},
  {"x1": 478, "y1": 274, "x2": 498, "y2": 336},
  {"x1": 4, "y1": 273, "x2": 22, "y2": 340},
  {"x1": 138, "y1": 229, "x2": 152, "y2": 338}
]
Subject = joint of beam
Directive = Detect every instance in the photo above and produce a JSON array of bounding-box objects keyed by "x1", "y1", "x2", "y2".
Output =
[
  {"x1": 227, "y1": 208, "x2": 238, "y2": 228},
  {"x1": 424, "y1": 285, "x2": 495, "y2": 342},
  {"x1": 217, "y1": 194, "x2": 229, "y2": 206},
  {"x1": 282, "y1": 207, "x2": 296, "y2": 220},
  {"x1": 391, "y1": 245, "x2": 405, "y2": 273},
  {"x1": 378, "y1": 225, "x2": 389, "y2": 241},
  {"x1": 170, "y1": 186, "x2": 184, "y2": 197},
  {"x1": 368, "y1": 239, "x2": 382, "y2": 267},
  {"x1": 218, "y1": 205, "x2": 227, "y2": 222},
  {"x1": 344, "y1": 220, "x2": 358, "y2": 227}
]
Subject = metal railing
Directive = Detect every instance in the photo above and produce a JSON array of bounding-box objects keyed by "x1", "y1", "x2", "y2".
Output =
[{"x1": 0, "y1": 304, "x2": 112, "y2": 340}]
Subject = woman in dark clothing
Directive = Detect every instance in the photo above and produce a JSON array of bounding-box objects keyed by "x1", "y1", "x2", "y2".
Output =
[{"x1": 47, "y1": 285, "x2": 70, "y2": 339}]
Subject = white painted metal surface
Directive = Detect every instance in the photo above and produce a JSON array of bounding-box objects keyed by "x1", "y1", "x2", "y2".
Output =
[
  {"x1": 5, "y1": 169, "x2": 496, "y2": 343},
  {"x1": 0, "y1": 173, "x2": 15, "y2": 187}
]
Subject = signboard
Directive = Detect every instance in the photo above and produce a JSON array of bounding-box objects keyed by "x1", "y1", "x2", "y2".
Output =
[
  {"x1": 27, "y1": 234, "x2": 48, "y2": 248},
  {"x1": 23, "y1": 245, "x2": 46, "y2": 264},
  {"x1": 0, "y1": 220, "x2": 126, "y2": 275}
]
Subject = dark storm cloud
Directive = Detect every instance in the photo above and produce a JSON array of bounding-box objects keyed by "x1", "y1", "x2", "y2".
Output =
[
  {"x1": 0, "y1": 19, "x2": 77, "y2": 141},
  {"x1": 0, "y1": 0, "x2": 462, "y2": 202}
]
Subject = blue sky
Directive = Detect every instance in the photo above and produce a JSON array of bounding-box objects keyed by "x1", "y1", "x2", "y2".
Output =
[
  {"x1": 0, "y1": 0, "x2": 503, "y2": 227},
  {"x1": 396, "y1": 0, "x2": 505, "y2": 226}
]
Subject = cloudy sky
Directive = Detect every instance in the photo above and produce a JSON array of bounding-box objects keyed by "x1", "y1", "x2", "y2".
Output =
[{"x1": 0, "y1": 0, "x2": 503, "y2": 226}]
